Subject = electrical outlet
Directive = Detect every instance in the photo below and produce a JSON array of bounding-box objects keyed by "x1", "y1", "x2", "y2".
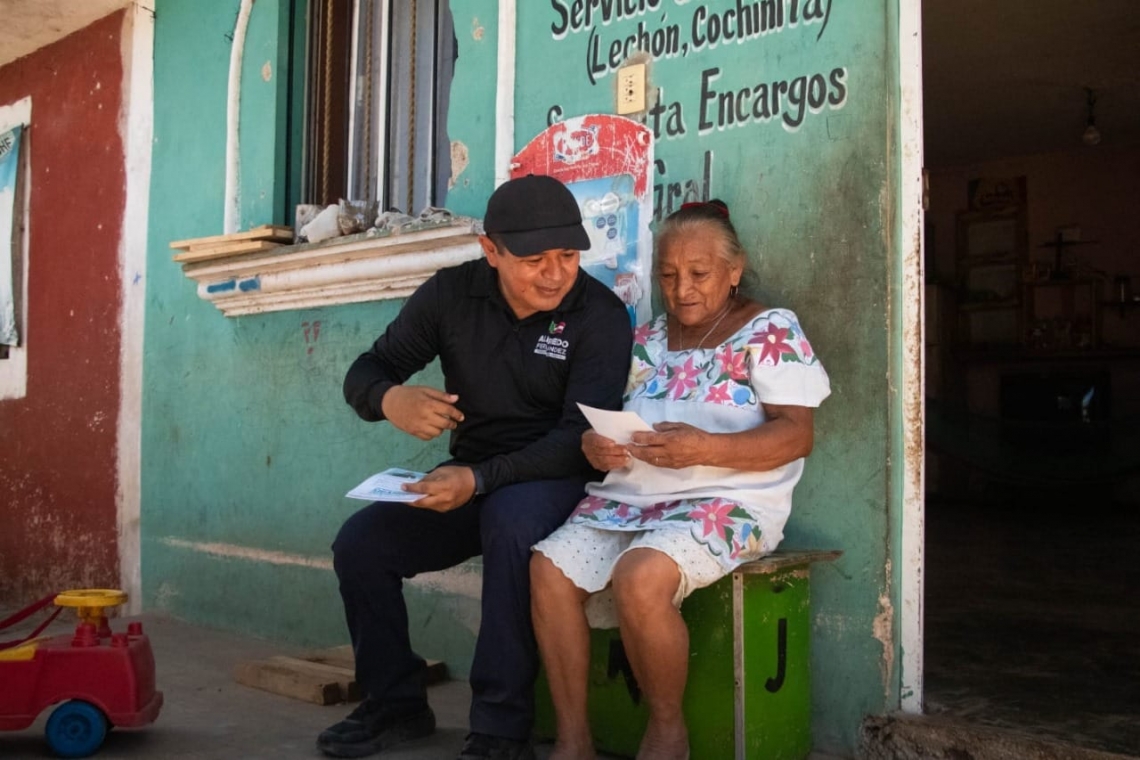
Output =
[{"x1": 616, "y1": 63, "x2": 646, "y2": 115}]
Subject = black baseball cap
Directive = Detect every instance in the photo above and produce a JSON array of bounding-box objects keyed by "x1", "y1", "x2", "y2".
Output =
[{"x1": 483, "y1": 174, "x2": 591, "y2": 256}]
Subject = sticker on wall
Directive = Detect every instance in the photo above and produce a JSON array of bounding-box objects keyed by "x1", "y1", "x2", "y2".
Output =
[
  {"x1": 0, "y1": 124, "x2": 23, "y2": 347},
  {"x1": 511, "y1": 115, "x2": 654, "y2": 326}
]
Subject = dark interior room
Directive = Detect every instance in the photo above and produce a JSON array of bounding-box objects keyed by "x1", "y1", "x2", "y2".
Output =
[{"x1": 921, "y1": 1, "x2": 1140, "y2": 755}]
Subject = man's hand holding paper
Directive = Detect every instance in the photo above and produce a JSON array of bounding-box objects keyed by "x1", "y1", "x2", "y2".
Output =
[{"x1": 400, "y1": 465, "x2": 477, "y2": 512}]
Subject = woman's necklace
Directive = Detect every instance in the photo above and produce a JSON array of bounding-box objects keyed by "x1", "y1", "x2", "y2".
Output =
[{"x1": 679, "y1": 299, "x2": 733, "y2": 350}]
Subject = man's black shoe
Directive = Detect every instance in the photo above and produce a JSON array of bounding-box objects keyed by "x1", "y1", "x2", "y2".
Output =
[
  {"x1": 317, "y1": 698, "x2": 435, "y2": 758},
  {"x1": 456, "y1": 732, "x2": 535, "y2": 760}
]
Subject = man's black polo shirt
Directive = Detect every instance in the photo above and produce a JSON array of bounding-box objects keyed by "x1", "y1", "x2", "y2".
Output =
[{"x1": 344, "y1": 257, "x2": 633, "y2": 493}]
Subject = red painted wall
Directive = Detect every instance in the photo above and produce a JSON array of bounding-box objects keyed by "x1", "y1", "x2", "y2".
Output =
[{"x1": 0, "y1": 11, "x2": 127, "y2": 606}]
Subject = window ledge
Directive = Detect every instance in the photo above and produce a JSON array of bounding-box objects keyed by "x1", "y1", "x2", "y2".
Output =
[{"x1": 178, "y1": 221, "x2": 483, "y2": 317}]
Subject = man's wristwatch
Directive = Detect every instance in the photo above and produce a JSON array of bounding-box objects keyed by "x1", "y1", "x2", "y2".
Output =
[{"x1": 471, "y1": 466, "x2": 487, "y2": 496}]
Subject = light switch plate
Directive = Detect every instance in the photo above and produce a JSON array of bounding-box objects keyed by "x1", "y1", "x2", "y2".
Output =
[{"x1": 616, "y1": 63, "x2": 646, "y2": 114}]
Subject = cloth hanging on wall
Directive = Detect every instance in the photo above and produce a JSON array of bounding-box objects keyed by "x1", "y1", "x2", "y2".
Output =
[{"x1": 0, "y1": 124, "x2": 22, "y2": 347}]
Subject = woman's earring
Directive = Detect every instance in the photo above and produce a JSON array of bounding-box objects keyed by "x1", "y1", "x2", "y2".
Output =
[{"x1": 729, "y1": 284, "x2": 739, "y2": 299}]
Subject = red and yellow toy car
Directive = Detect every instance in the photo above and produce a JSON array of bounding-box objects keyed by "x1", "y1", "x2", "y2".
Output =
[{"x1": 0, "y1": 590, "x2": 162, "y2": 758}]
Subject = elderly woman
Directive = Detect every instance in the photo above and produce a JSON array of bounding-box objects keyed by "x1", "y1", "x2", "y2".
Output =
[{"x1": 530, "y1": 200, "x2": 830, "y2": 760}]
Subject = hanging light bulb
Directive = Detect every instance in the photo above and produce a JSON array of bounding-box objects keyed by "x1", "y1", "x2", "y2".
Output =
[{"x1": 1082, "y1": 88, "x2": 1101, "y2": 146}]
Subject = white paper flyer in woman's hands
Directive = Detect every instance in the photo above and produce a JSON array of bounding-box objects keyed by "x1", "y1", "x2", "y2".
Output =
[
  {"x1": 346, "y1": 467, "x2": 427, "y2": 502},
  {"x1": 576, "y1": 403, "x2": 653, "y2": 444}
]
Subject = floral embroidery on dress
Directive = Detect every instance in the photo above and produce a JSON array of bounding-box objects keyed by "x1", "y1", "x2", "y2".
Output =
[
  {"x1": 750, "y1": 324, "x2": 801, "y2": 366},
  {"x1": 705, "y1": 383, "x2": 733, "y2": 404},
  {"x1": 576, "y1": 308, "x2": 825, "y2": 569},
  {"x1": 624, "y1": 310, "x2": 817, "y2": 411},
  {"x1": 716, "y1": 343, "x2": 749, "y2": 381},
  {"x1": 665, "y1": 356, "x2": 700, "y2": 399},
  {"x1": 689, "y1": 499, "x2": 738, "y2": 541},
  {"x1": 570, "y1": 495, "x2": 764, "y2": 561}
]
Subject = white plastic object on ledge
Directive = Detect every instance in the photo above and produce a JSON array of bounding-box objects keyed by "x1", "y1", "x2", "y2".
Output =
[
  {"x1": 179, "y1": 221, "x2": 482, "y2": 317},
  {"x1": 299, "y1": 204, "x2": 341, "y2": 243}
]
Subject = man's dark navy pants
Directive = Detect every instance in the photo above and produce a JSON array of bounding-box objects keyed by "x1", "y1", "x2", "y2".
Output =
[{"x1": 331, "y1": 475, "x2": 586, "y2": 742}]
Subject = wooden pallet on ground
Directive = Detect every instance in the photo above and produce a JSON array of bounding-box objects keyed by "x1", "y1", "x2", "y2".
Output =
[
  {"x1": 233, "y1": 645, "x2": 447, "y2": 705},
  {"x1": 170, "y1": 224, "x2": 294, "y2": 264}
]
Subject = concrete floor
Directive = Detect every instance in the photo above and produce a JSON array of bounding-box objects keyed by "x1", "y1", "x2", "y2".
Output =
[
  {"x1": 1, "y1": 613, "x2": 629, "y2": 760},
  {"x1": 6, "y1": 487, "x2": 1136, "y2": 759},
  {"x1": 923, "y1": 488, "x2": 1140, "y2": 757},
  {"x1": 2, "y1": 613, "x2": 461, "y2": 759},
  {"x1": 13, "y1": 593, "x2": 1133, "y2": 760},
  {"x1": 0, "y1": 611, "x2": 853, "y2": 760}
]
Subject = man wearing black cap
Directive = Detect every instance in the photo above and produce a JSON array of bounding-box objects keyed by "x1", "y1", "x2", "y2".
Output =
[{"x1": 319, "y1": 175, "x2": 633, "y2": 760}]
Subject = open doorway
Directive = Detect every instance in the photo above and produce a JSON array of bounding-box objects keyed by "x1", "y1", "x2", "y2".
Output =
[{"x1": 921, "y1": 1, "x2": 1140, "y2": 754}]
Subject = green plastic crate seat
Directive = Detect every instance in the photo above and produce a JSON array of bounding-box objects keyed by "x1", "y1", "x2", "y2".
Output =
[{"x1": 534, "y1": 549, "x2": 841, "y2": 760}]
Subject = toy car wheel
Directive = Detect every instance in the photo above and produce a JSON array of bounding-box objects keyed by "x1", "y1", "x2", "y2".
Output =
[{"x1": 44, "y1": 700, "x2": 108, "y2": 758}]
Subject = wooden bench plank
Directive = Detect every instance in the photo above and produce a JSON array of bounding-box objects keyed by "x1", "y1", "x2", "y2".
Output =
[
  {"x1": 172, "y1": 240, "x2": 282, "y2": 263},
  {"x1": 733, "y1": 549, "x2": 843, "y2": 575},
  {"x1": 169, "y1": 224, "x2": 294, "y2": 250}
]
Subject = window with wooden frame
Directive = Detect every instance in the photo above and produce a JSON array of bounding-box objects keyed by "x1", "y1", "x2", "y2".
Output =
[{"x1": 303, "y1": 0, "x2": 455, "y2": 213}]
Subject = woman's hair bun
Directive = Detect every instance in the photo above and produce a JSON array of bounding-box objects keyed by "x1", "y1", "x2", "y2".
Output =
[{"x1": 678, "y1": 199, "x2": 730, "y2": 219}]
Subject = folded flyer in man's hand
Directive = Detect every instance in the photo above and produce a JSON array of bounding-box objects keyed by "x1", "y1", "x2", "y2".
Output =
[{"x1": 346, "y1": 467, "x2": 428, "y2": 502}]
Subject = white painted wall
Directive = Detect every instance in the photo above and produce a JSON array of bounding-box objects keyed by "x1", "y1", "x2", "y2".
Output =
[
  {"x1": 116, "y1": 0, "x2": 155, "y2": 613},
  {"x1": 899, "y1": 0, "x2": 926, "y2": 714},
  {"x1": 0, "y1": 0, "x2": 133, "y2": 67}
]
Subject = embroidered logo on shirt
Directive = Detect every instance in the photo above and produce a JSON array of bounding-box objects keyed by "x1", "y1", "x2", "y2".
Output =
[
  {"x1": 534, "y1": 334, "x2": 570, "y2": 360},
  {"x1": 548, "y1": 320, "x2": 566, "y2": 335}
]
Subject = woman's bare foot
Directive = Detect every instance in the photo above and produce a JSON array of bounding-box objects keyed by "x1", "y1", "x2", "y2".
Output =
[{"x1": 635, "y1": 719, "x2": 689, "y2": 760}]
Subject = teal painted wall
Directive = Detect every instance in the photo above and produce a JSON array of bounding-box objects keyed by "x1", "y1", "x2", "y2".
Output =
[
  {"x1": 443, "y1": 1, "x2": 499, "y2": 217},
  {"x1": 144, "y1": 1, "x2": 905, "y2": 755},
  {"x1": 508, "y1": 2, "x2": 902, "y2": 752},
  {"x1": 143, "y1": 0, "x2": 473, "y2": 673}
]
